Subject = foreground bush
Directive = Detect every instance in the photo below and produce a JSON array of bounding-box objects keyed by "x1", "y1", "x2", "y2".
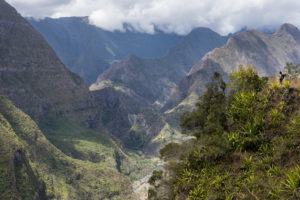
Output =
[{"x1": 149, "y1": 65, "x2": 300, "y2": 200}]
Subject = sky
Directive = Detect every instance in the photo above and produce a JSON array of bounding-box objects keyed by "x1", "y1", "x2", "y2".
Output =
[{"x1": 6, "y1": 0, "x2": 300, "y2": 35}]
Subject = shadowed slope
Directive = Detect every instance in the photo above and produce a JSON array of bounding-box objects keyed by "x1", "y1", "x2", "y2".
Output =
[
  {"x1": 0, "y1": 96, "x2": 134, "y2": 200},
  {"x1": 0, "y1": 0, "x2": 97, "y2": 124}
]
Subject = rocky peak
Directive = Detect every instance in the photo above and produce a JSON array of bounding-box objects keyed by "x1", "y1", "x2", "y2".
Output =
[
  {"x1": 276, "y1": 23, "x2": 299, "y2": 34},
  {"x1": 123, "y1": 53, "x2": 141, "y2": 63},
  {"x1": 188, "y1": 27, "x2": 218, "y2": 37},
  {"x1": 0, "y1": 0, "x2": 23, "y2": 22},
  {"x1": 275, "y1": 23, "x2": 300, "y2": 43}
]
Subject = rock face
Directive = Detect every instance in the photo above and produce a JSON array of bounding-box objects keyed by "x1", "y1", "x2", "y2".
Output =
[
  {"x1": 91, "y1": 54, "x2": 183, "y2": 106},
  {"x1": 162, "y1": 63, "x2": 226, "y2": 112},
  {"x1": 0, "y1": 0, "x2": 97, "y2": 124},
  {"x1": 92, "y1": 87, "x2": 165, "y2": 150},
  {"x1": 190, "y1": 24, "x2": 300, "y2": 76},
  {"x1": 90, "y1": 28, "x2": 228, "y2": 150},
  {"x1": 165, "y1": 23, "x2": 300, "y2": 112},
  {"x1": 29, "y1": 17, "x2": 183, "y2": 85}
]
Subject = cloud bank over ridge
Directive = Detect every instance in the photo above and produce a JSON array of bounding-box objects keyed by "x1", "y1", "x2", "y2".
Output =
[{"x1": 7, "y1": 0, "x2": 300, "y2": 35}]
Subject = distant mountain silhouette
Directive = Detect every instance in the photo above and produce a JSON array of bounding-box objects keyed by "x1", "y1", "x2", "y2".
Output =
[{"x1": 28, "y1": 17, "x2": 183, "y2": 85}]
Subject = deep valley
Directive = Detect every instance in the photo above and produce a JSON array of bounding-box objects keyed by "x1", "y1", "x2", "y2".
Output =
[{"x1": 1, "y1": 0, "x2": 300, "y2": 199}]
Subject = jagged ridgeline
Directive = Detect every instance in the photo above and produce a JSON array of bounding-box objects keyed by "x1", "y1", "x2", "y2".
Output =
[
  {"x1": 148, "y1": 65, "x2": 300, "y2": 199},
  {"x1": 163, "y1": 23, "x2": 300, "y2": 116}
]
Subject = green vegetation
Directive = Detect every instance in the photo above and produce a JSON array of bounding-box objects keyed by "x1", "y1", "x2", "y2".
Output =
[
  {"x1": 148, "y1": 65, "x2": 300, "y2": 200},
  {"x1": 0, "y1": 107, "x2": 46, "y2": 200},
  {"x1": 38, "y1": 101, "x2": 165, "y2": 195},
  {"x1": 39, "y1": 113, "x2": 115, "y2": 163},
  {"x1": 180, "y1": 71, "x2": 227, "y2": 137},
  {"x1": 0, "y1": 96, "x2": 135, "y2": 200}
]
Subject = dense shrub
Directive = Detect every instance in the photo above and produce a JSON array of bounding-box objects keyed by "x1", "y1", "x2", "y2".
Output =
[{"x1": 148, "y1": 65, "x2": 300, "y2": 200}]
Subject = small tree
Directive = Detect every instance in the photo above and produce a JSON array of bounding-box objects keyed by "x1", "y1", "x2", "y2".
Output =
[
  {"x1": 228, "y1": 65, "x2": 267, "y2": 93},
  {"x1": 180, "y1": 72, "x2": 227, "y2": 137}
]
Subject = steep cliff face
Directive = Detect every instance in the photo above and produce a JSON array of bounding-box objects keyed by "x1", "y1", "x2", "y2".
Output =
[
  {"x1": 165, "y1": 23, "x2": 300, "y2": 113},
  {"x1": 91, "y1": 82, "x2": 166, "y2": 151},
  {"x1": 0, "y1": 0, "x2": 97, "y2": 124}
]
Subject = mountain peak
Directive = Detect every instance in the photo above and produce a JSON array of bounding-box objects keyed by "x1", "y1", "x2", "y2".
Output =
[
  {"x1": 121, "y1": 54, "x2": 143, "y2": 65},
  {"x1": 0, "y1": 0, "x2": 24, "y2": 22},
  {"x1": 275, "y1": 23, "x2": 300, "y2": 43},
  {"x1": 125, "y1": 53, "x2": 139, "y2": 60},
  {"x1": 276, "y1": 23, "x2": 300, "y2": 35}
]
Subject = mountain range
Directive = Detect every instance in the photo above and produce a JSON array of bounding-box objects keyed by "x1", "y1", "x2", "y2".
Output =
[
  {"x1": 164, "y1": 23, "x2": 300, "y2": 115},
  {"x1": 1, "y1": 0, "x2": 300, "y2": 198},
  {"x1": 89, "y1": 27, "x2": 229, "y2": 150},
  {"x1": 89, "y1": 23, "x2": 300, "y2": 157},
  {"x1": 27, "y1": 7, "x2": 300, "y2": 157},
  {"x1": 29, "y1": 17, "x2": 183, "y2": 85}
]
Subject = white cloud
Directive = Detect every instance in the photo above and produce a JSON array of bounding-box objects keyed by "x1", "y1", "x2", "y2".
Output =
[
  {"x1": 6, "y1": 0, "x2": 300, "y2": 35},
  {"x1": 6, "y1": 0, "x2": 72, "y2": 17}
]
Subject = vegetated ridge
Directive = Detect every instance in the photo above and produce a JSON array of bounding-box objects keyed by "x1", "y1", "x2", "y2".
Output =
[{"x1": 148, "y1": 65, "x2": 300, "y2": 199}]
